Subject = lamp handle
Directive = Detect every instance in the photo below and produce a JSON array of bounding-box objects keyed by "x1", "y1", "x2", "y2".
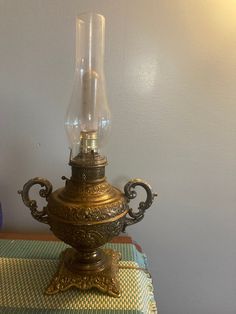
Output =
[
  {"x1": 122, "y1": 179, "x2": 157, "y2": 231},
  {"x1": 18, "y1": 177, "x2": 53, "y2": 224}
]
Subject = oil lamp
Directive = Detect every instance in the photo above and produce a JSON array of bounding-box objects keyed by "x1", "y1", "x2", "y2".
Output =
[{"x1": 18, "y1": 13, "x2": 156, "y2": 297}]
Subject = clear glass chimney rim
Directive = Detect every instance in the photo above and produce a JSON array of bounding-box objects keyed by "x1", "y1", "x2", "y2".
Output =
[
  {"x1": 77, "y1": 12, "x2": 105, "y2": 22},
  {"x1": 75, "y1": 12, "x2": 106, "y2": 71}
]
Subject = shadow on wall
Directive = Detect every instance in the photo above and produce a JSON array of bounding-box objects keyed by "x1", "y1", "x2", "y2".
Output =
[{"x1": 0, "y1": 102, "x2": 43, "y2": 230}]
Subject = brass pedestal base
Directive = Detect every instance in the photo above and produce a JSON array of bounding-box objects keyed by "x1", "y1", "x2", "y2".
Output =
[{"x1": 45, "y1": 248, "x2": 121, "y2": 297}]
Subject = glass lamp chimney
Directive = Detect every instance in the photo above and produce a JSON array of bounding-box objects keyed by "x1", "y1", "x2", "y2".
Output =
[{"x1": 65, "y1": 13, "x2": 111, "y2": 158}]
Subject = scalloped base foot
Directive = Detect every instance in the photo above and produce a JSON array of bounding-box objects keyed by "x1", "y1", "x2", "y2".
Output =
[{"x1": 45, "y1": 248, "x2": 121, "y2": 297}]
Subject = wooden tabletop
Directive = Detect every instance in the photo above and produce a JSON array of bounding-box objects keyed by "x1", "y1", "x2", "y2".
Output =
[
  {"x1": 0, "y1": 232, "x2": 59, "y2": 241},
  {"x1": 0, "y1": 232, "x2": 132, "y2": 243}
]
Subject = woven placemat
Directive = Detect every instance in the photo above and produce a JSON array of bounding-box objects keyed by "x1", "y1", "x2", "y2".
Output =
[{"x1": 0, "y1": 240, "x2": 157, "y2": 314}]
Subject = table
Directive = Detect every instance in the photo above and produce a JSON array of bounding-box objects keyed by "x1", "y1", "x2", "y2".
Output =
[{"x1": 0, "y1": 233, "x2": 157, "y2": 314}]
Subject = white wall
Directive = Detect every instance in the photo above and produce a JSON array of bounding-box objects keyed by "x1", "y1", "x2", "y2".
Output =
[{"x1": 1, "y1": 1, "x2": 236, "y2": 313}]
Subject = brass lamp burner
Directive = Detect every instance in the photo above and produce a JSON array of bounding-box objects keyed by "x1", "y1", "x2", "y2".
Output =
[{"x1": 18, "y1": 152, "x2": 156, "y2": 297}]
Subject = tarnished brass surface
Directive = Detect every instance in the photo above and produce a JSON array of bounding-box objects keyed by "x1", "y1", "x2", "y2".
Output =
[
  {"x1": 18, "y1": 152, "x2": 157, "y2": 296},
  {"x1": 123, "y1": 179, "x2": 158, "y2": 231},
  {"x1": 46, "y1": 248, "x2": 121, "y2": 297},
  {"x1": 18, "y1": 178, "x2": 52, "y2": 224}
]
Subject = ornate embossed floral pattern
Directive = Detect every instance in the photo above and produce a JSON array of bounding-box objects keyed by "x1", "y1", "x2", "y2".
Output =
[
  {"x1": 65, "y1": 181, "x2": 112, "y2": 196},
  {"x1": 48, "y1": 199, "x2": 127, "y2": 223},
  {"x1": 46, "y1": 248, "x2": 121, "y2": 297},
  {"x1": 50, "y1": 218, "x2": 125, "y2": 249}
]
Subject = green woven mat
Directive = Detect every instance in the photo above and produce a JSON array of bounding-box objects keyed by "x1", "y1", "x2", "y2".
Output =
[
  {"x1": 0, "y1": 240, "x2": 142, "y2": 264},
  {"x1": 0, "y1": 240, "x2": 157, "y2": 314}
]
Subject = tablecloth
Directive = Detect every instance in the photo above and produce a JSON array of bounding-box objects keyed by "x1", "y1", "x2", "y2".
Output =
[{"x1": 0, "y1": 238, "x2": 157, "y2": 314}]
